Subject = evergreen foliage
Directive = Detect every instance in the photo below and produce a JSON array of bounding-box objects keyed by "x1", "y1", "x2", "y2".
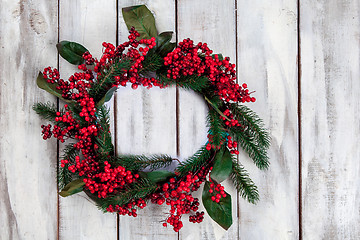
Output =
[
  {"x1": 95, "y1": 106, "x2": 114, "y2": 156},
  {"x1": 139, "y1": 52, "x2": 163, "y2": 74},
  {"x1": 177, "y1": 147, "x2": 213, "y2": 176},
  {"x1": 207, "y1": 109, "x2": 225, "y2": 146},
  {"x1": 229, "y1": 103, "x2": 270, "y2": 148},
  {"x1": 230, "y1": 160, "x2": 259, "y2": 204},
  {"x1": 33, "y1": 102, "x2": 66, "y2": 127},
  {"x1": 230, "y1": 127, "x2": 269, "y2": 170},
  {"x1": 227, "y1": 103, "x2": 270, "y2": 170},
  {"x1": 109, "y1": 154, "x2": 174, "y2": 171},
  {"x1": 67, "y1": 103, "x2": 88, "y2": 127},
  {"x1": 89, "y1": 58, "x2": 132, "y2": 103},
  {"x1": 156, "y1": 72, "x2": 209, "y2": 92},
  {"x1": 58, "y1": 144, "x2": 79, "y2": 190}
]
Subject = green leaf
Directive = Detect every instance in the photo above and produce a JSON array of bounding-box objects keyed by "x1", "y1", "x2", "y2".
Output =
[
  {"x1": 122, "y1": 5, "x2": 157, "y2": 40},
  {"x1": 211, "y1": 148, "x2": 233, "y2": 183},
  {"x1": 156, "y1": 31, "x2": 173, "y2": 47},
  {"x1": 204, "y1": 96, "x2": 231, "y2": 121},
  {"x1": 96, "y1": 86, "x2": 117, "y2": 107},
  {"x1": 159, "y1": 42, "x2": 176, "y2": 57},
  {"x1": 59, "y1": 178, "x2": 85, "y2": 197},
  {"x1": 144, "y1": 170, "x2": 175, "y2": 183},
  {"x1": 155, "y1": 32, "x2": 176, "y2": 57},
  {"x1": 56, "y1": 41, "x2": 88, "y2": 65},
  {"x1": 36, "y1": 72, "x2": 71, "y2": 103},
  {"x1": 202, "y1": 181, "x2": 233, "y2": 230}
]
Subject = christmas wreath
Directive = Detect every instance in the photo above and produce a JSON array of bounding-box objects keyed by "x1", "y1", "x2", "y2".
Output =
[{"x1": 33, "y1": 5, "x2": 270, "y2": 232}]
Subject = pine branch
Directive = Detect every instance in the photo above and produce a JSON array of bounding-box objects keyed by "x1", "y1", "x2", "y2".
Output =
[
  {"x1": 139, "y1": 52, "x2": 163, "y2": 74},
  {"x1": 109, "y1": 154, "x2": 174, "y2": 171},
  {"x1": 207, "y1": 109, "x2": 225, "y2": 146},
  {"x1": 58, "y1": 166, "x2": 72, "y2": 191},
  {"x1": 230, "y1": 160, "x2": 259, "y2": 204},
  {"x1": 228, "y1": 103, "x2": 270, "y2": 148},
  {"x1": 33, "y1": 102, "x2": 66, "y2": 127},
  {"x1": 58, "y1": 144, "x2": 80, "y2": 190},
  {"x1": 89, "y1": 58, "x2": 132, "y2": 102},
  {"x1": 62, "y1": 144, "x2": 80, "y2": 163},
  {"x1": 96, "y1": 178, "x2": 158, "y2": 211},
  {"x1": 230, "y1": 127, "x2": 269, "y2": 170},
  {"x1": 156, "y1": 72, "x2": 209, "y2": 92},
  {"x1": 177, "y1": 75, "x2": 209, "y2": 92},
  {"x1": 176, "y1": 146, "x2": 212, "y2": 176},
  {"x1": 95, "y1": 106, "x2": 114, "y2": 156},
  {"x1": 67, "y1": 103, "x2": 87, "y2": 127}
]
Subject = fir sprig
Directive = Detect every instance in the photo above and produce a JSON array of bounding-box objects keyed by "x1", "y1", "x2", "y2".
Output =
[
  {"x1": 229, "y1": 103, "x2": 270, "y2": 148},
  {"x1": 33, "y1": 102, "x2": 66, "y2": 127},
  {"x1": 97, "y1": 178, "x2": 158, "y2": 211},
  {"x1": 207, "y1": 109, "x2": 225, "y2": 146},
  {"x1": 58, "y1": 144, "x2": 80, "y2": 190},
  {"x1": 109, "y1": 154, "x2": 174, "y2": 171},
  {"x1": 139, "y1": 52, "x2": 163, "y2": 74},
  {"x1": 230, "y1": 127, "x2": 269, "y2": 170},
  {"x1": 177, "y1": 147, "x2": 212, "y2": 176},
  {"x1": 67, "y1": 103, "x2": 88, "y2": 127},
  {"x1": 89, "y1": 58, "x2": 132, "y2": 102},
  {"x1": 157, "y1": 72, "x2": 209, "y2": 92},
  {"x1": 95, "y1": 106, "x2": 114, "y2": 156},
  {"x1": 230, "y1": 160, "x2": 259, "y2": 204}
]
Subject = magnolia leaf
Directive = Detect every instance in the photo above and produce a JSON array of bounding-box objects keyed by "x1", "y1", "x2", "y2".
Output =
[
  {"x1": 59, "y1": 178, "x2": 85, "y2": 197},
  {"x1": 211, "y1": 148, "x2": 233, "y2": 183},
  {"x1": 159, "y1": 42, "x2": 176, "y2": 57},
  {"x1": 144, "y1": 170, "x2": 175, "y2": 183},
  {"x1": 204, "y1": 96, "x2": 231, "y2": 121},
  {"x1": 202, "y1": 181, "x2": 232, "y2": 230},
  {"x1": 96, "y1": 86, "x2": 117, "y2": 107},
  {"x1": 56, "y1": 41, "x2": 88, "y2": 65},
  {"x1": 36, "y1": 72, "x2": 71, "y2": 103},
  {"x1": 122, "y1": 5, "x2": 157, "y2": 40},
  {"x1": 156, "y1": 32, "x2": 173, "y2": 47},
  {"x1": 155, "y1": 32, "x2": 176, "y2": 57}
]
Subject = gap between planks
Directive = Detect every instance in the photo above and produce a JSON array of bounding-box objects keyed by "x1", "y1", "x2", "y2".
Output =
[{"x1": 297, "y1": 0, "x2": 303, "y2": 239}]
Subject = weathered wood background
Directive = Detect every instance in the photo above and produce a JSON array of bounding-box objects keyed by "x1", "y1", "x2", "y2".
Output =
[{"x1": 0, "y1": 0, "x2": 359, "y2": 239}]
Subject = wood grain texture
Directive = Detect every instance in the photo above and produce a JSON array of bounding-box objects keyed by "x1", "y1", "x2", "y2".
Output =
[
  {"x1": 0, "y1": 0, "x2": 58, "y2": 239},
  {"x1": 58, "y1": 0, "x2": 117, "y2": 239},
  {"x1": 300, "y1": 1, "x2": 360, "y2": 239},
  {"x1": 177, "y1": 0, "x2": 239, "y2": 239},
  {"x1": 116, "y1": 1, "x2": 178, "y2": 239},
  {"x1": 236, "y1": 1, "x2": 299, "y2": 239},
  {"x1": 2, "y1": 0, "x2": 360, "y2": 239}
]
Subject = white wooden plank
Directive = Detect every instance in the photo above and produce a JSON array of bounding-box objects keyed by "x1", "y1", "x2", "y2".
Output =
[
  {"x1": 300, "y1": 1, "x2": 360, "y2": 239},
  {"x1": 0, "y1": 0, "x2": 58, "y2": 239},
  {"x1": 58, "y1": 0, "x2": 117, "y2": 239},
  {"x1": 116, "y1": 1, "x2": 178, "y2": 239},
  {"x1": 236, "y1": 1, "x2": 299, "y2": 239},
  {"x1": 177, "y1": 1, "x2": 238, "y2": 239}
]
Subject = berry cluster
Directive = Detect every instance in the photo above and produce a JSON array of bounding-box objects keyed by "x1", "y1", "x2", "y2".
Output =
[
  {"x1": 208, "y1": 178, "x2": 227, "y2": 203},
  {"x1": 189, "y1": 211, "x2": 205, "y2": 223},
  {"x1": 84, "y1": 161, "x2": 140, "y2": 198},
  {"x1": 92, "y1": 27, "x2": 161, "y2": 90},
  {"x1": 41, "y1": 124, "x2": 52, "y2": 140},
  {"x1": 164, "y1": 39, "x2": 254, "y2": 103},
  {"x1": 106, "y1": 198, "x2": 146, "y2": 217},
  {"x1": 150, "y1": 167, "x2": 210, "y2": 232},
  {"x1": 226, "y1": 136, "x2": 239, "y2": 155}
]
